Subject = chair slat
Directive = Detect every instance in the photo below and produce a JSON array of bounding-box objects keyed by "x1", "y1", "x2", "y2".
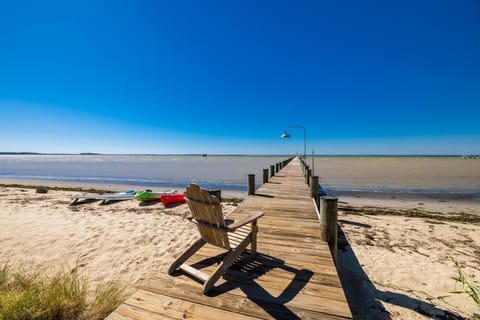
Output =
[{"x1": 185, "y1": 184, "x2": 230, "y2": 249}]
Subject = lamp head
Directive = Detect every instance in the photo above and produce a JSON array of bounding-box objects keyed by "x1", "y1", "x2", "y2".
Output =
[{"x1": 281, "y1": 131, "x2": 290, "y2": 138}]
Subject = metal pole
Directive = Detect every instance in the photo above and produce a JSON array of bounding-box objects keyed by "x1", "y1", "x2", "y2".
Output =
[
  {"x1": 312, "y1": 149, "x2": 314, "y2": 176},
  {"x1": 303, "y1": 126, "x2": 306, "y2": 161},
  {"x1": 282, "y1": 125, "x2": 307, "y2": 161}
]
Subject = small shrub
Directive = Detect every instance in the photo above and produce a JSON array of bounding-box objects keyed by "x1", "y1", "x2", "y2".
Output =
[
  {"x1": 84, "y1": 281, "x2": 126, "y2": 320},
  {"x1": 0, "y1": 263, "x2": 125, "y2": 320}
]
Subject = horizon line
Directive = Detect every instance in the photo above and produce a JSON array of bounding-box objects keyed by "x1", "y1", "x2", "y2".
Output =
[{"x1": 0, "y1": 152, "x2": 477, "y2": 157}]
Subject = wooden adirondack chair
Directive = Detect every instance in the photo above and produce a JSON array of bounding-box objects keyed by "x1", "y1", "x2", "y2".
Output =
[{"x1": 168, "y1": 184, "x2": 264, "y2": 293}]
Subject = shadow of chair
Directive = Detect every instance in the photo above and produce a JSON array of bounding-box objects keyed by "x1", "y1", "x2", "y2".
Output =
[{"x1": 176, "y1": 250, "x2": 313, "y2": 320}]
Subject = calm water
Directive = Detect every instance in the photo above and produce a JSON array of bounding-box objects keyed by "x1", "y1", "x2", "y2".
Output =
[
  {"x1": 0, "y1": 155, "x2": 479, "y2": 196},
  {"x1": 0, "y1": 155, "x2": 282, "y2": 191},
  {"x1": 306, "y1": 156, "x2": 480, "y2": 197}
]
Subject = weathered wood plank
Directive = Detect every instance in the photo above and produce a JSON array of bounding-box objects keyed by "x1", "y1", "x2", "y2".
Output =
[
  {"x1": 125, "y1": 289, "x2": 260, "y2": 320},
  {"x1": 142, "y1": 275, "x2": 352, "y2": 320},
  {"x1": 196, "y1": 247, "x2": 339, "y2": 275},
  {"x1": 112, "y1": 303, "x2": 177, "y2": 320},
  {"x1": 177, "y1": 251, "x2": 344, "y2": 288},
  {"x1": 161, "y1": 264, "x2": 347, "y2": 302},
  {"x1": 107, "y1": 157, "x2": 352, "y2": 320},
  {"x1": 106, "y1": 310, "x2": 137, "y2": 320}
]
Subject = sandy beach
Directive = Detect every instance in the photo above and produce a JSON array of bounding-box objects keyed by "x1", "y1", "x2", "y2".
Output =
[
  {"x1": 0, "y1": 182, "x2": 479, "y2": 319},
  {"x1": 337, "y1": 194, "x2": 480, "y2": 319},
  {"x1": 0, "y1": 184, "x2": 241, "y2": 297}
]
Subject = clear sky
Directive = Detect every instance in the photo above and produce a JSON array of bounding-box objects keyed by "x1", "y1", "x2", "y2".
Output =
[{"x1": 1, "y1": 0, "x2": 479, "y2": 155}]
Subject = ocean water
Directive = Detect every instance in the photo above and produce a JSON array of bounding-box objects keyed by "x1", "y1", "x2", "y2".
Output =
[
  {"x1": 0, "y1": 155, "x2": 283, "y2": 191},
  {"x1": 0, "y1": 155, "x2": 479, "y2": 196},
  {"x1": 306, "y1": 156, "x2": 480, "y2": 197}
]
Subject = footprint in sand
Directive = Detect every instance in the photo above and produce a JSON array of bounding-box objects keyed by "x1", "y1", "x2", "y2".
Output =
[
  {"x1": 167, "y1": 246, "x2": 176, "y2": 254},
  {"x1": 134, "y1": 239, "x2": 146, "y2": 245}
]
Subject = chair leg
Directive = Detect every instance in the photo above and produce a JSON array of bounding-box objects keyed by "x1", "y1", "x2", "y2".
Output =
[
  {"x1": 202, "y1": 234, "x2": 252, "y2": 293},
  {"x1": 168, "y1": 238, "x2": 206, "y2": 275},
  {"x1": 250, "y1": 221, "x2": 258, "y2": 254}
]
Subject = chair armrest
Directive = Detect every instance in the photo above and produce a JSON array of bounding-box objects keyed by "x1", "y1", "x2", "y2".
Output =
[{"x1": 226, "y1": 211, "x2": 264, "y2": 231}]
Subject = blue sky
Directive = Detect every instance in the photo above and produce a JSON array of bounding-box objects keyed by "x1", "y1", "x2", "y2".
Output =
[{"x1": 1, "y1": 0, "x2": 479, "y2": 155}]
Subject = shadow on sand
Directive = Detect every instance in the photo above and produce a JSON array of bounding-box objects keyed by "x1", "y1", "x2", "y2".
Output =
[
  {"x1": 336, "y1": 224, "x2": 466, "y2": 319},
  {"x1": 69, "y1": 198, "x2": 99, "y2": 206},
  {"x1": 138, "y1": 199, "x2": 161, "y2": 206}
]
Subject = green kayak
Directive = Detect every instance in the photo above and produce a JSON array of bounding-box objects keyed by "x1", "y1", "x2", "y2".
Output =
[
  {"x1": 135, "y1": 189, "x2": 178, "y2": 202},
  {"x1": 135, "y1": 190, "x2": 160, "y2": 202}
]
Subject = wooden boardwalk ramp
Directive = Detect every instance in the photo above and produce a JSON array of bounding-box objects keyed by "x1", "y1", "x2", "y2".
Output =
[{"x1": 107, "y1": 157, "x2": 352, "y2": 320}]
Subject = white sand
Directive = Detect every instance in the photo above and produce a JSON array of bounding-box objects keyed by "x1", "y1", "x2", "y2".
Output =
[
  {"x1": 337, "y1": 196, "x2": 480, "y2": 319},
  {"x1": 0, "y1": 187, "x2": 238, "y2": 297},
  {"x1": 0, "y1": 184, "x2": 478, "y2": 319}
]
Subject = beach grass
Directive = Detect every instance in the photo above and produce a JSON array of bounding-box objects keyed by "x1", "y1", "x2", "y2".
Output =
[
  {"x1": 0, "y1": 263, "x2": 125, "y2": 320},
  {"x1": 451, "y1": 258, "x2": 480, "y2": 309}
]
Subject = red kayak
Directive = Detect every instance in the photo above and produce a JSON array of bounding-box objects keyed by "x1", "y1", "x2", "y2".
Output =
[{"x1": 160, "y1": 193, "x2": 185, "y2": 205}]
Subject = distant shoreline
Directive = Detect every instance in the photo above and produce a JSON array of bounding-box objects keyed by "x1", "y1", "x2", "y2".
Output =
[{"x1": 0, "y1": 152, "x2": 477, "y2": 158}]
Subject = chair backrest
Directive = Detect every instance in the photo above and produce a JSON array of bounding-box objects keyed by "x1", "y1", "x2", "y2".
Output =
[{"x1": 185, "y1": 184, "x2": 230, "y2": 249}]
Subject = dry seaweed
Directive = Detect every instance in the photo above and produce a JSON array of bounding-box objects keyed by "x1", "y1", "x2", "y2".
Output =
[{"x1": 340, "y1": 205, "x2": 480, "y2": 225}]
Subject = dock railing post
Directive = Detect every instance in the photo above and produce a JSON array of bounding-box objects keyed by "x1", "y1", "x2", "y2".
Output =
[
  {"x1": 310, "y1": 176, "x2": 318, "y2": 205},
  {"x1": 270, "y1": 165, "x2": 275, "y2": 178},
  {"x1": 307, "y1": 168, "x2": 312, "y2": 186},
  {"x1": 319, "y1": 196, "x2": 338, "y2": 263},
  {"x1": 263, "y1": 168, "x2": 269, "y2": 184},
  {"x1": 248, "y1": 174, "x2": 255, "y2": 195}
]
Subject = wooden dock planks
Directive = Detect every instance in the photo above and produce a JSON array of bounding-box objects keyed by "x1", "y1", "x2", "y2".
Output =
[{"x1": 107, "y1": 157, "x2": 352, "y2": 320}]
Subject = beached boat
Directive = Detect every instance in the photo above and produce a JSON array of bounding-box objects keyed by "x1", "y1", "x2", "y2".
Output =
[
  {"x1": 135, "y1": 190, "x2": 177, "y2": 202},
  {"x1": 71, "y1": 190, "x2": 136, "y2": 205},
  {"x1": 160, "y1": 193, "x2": 185, "y2": 205}
]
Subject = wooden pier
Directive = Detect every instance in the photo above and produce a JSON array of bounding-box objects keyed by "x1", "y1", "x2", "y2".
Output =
[{"x1": 107, "y1": 157, "x2": 352, "y2": 319}]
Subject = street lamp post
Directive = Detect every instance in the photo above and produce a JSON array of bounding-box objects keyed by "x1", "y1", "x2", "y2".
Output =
[{"x1": 281, "y1": 125, "x2": 306, "y2": 160}]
